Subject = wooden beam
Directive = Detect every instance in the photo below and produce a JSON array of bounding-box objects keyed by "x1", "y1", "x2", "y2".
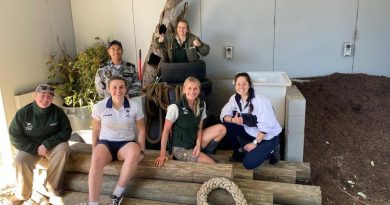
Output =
[
  {"x1": 234, "y1": 178, "x2": 321, "y2": 205},
  {"x1": 214, "y1": 150, "x2": 310, "y2": 182},
  {"x1": 64, "y1": 173, "x2": 273, "y2": 205},
  {"x1": 67, "y1": 152, "x2": 233, "y2": 183},
  {"x1": 58, "y1": 191, "x2": 186, "y2": 205}
]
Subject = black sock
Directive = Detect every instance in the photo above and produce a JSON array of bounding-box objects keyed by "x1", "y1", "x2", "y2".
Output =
[{"x1": 202, "y1": 140, "x2": 219, "y2": 155}]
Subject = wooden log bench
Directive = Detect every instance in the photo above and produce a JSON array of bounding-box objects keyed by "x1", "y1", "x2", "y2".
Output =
[
  {"x1": 215, "y1": 150, "x2": 310, "y2": 182},
  {"x1": 68, "y1": 143, "x2": 233, "y2": 183},
  {"x1": 64, "y1": 173, "x2": 274, "y2": 205}
]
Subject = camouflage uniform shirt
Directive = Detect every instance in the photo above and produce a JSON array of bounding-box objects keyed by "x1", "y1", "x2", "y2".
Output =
[{"x1": 95, "y1": 61, "x2": 141, "y2": 98}]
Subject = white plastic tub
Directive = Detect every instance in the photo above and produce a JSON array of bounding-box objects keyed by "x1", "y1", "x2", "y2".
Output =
[{"x1": 247, "y1": 71, "x2": 292, "y2": 127}]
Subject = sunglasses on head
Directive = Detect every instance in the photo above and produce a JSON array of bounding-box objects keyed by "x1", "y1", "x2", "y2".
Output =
[{"x1": 37, "y1": 85, "x2": 55, "y2": 92}]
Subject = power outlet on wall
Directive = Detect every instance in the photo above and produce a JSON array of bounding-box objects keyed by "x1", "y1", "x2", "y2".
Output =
[{"x1": 225, "y1": 46, "x2": 233, "y2": 59}]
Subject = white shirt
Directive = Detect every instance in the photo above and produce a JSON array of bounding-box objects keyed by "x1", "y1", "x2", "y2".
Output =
[
  {"x1": 165, "y1": 102, "x2": 207, "y2": 123},
  {"x1": 220, "y1": 94, "x2": 282, "y2": 140},
  {"x1": 92, "y1": 97, "x2": 144, "y2": 141}
]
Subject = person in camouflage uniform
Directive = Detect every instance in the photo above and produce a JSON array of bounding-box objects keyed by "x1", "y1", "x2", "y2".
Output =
[{"x1": 95, "y1": 40, "x2": 141, "y2": 98}]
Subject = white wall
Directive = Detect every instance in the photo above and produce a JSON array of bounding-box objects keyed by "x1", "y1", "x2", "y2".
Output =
[
  {"x1": 0, "y1": 0, "x2": 75, "y2": 164},
  {"x1": 0, "y1": 0, "x2": 75, "y2": 124}
]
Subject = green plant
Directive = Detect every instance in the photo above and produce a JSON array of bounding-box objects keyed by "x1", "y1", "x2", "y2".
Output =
[{"x1": 47, "y1": 39, "x2": 109, "y2": 107}]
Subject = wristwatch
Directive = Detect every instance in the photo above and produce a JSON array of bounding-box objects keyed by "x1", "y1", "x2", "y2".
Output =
[{"x1": 252, "y1": 139, "x2": 259, "y2": 145}]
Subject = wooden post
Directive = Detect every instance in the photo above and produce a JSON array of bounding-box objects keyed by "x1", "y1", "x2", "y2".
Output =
[
  {"x1": 64, "y1": 173, "x2": 274, "y2": 205},
  {"x1": 234, "y1": 178, "x2": 321, "y2": 205}
]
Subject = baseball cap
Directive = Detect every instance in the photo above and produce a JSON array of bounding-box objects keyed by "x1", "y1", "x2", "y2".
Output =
[
  {"x1": 108, "y1": 40, "x2": 122, "y2": 49},
  {"x1": 35, "y1": 84, "x2": 55, "y2": 96}
]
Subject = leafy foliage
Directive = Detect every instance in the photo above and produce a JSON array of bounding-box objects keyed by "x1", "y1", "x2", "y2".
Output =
[{"x1": 47, "y1": 40, "x2": 109, "y2": 107}]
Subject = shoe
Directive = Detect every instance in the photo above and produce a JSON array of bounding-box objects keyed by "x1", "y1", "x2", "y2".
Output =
[
  {"x1": 269, "y1": 144, "x2": 280, "y2": 165},
  {"x1": 6, "y1": 196, "x2": 25, "y2": 205},
  {"x1": 109, "y1": 194, "x2": 123, "y2": 205},
  {"x1": 229, "y1": 150, "x2": 244, "y2": 162}
]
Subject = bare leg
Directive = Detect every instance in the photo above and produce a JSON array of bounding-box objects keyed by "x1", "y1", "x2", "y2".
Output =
[
  {"x1": 197, "y1": 152, "x2": 216, "y2": 164},
  {"x1": 88, "y1": 144, "x2": 112, "y2": 202},
  {"x1": 201, "y1": 124, "x2": 226, "y2": 148},
  {"x1": 116, "y1": 142, "x2": 140, "y2": 187}
]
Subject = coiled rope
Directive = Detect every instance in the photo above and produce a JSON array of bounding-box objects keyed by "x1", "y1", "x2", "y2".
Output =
[
  {"x1": 197, "y1": 177, "x2": 247, "y2": 205},
  {"x1": 144, "y1": 83, "x2": 182, "y2": 144}
]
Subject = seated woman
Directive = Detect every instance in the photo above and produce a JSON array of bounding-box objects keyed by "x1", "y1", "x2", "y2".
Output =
[
  {"x1": 157, "y1": 19, "x2": 210, "y2": 63},
  {"x1": 88, "y1": 76, "x2": 146, "y2": 205},
  {"x1": 220, "y1": 72, "x2": 282, "y2": 170},
  {"x1": 154, "y1": 77, "x2": 226, "y2": 167}
]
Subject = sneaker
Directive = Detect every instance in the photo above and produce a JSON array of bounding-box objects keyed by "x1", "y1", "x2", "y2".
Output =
[
  {"x1": 269, "y1": 144, "x2": 280, "y2": 165},
  {"x1": 229, "y1": 150, "x2": 244, "y2": 162},
  {"x1": 6, "y1": 196, "x2": 25, "y2": 205},
  {"x1": 109, "y1": 194, "x2": 123, "y2": 205}
]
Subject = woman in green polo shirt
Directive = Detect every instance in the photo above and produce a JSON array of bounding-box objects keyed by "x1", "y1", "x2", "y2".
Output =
[{"x1": 154, "y1": 77, "x2": 225, "y2": 167}]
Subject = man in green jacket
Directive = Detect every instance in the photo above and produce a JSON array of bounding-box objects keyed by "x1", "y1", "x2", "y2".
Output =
[{"x1": 8, "y1": 84, "x2": 72, "y2": 204}]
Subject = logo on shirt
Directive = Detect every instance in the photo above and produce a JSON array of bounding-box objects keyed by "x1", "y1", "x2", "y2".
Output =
[
  {"x1": 126, "y1": 109, "x2": 130, "y2": 117},
  {"x1": 49, "y1": 122, "x2": 58, "y2": 126},
  {"x1": 25, "y1": 122, "x2": 33, "y2": 131},
  {"x1": 103, "y1": 114, "x2": 112, "y2": 117},
  {"x1": 182, "y1": 107, "x2": 189, "y2": 115}
]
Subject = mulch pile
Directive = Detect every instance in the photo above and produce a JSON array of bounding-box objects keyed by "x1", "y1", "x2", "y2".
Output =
[{"x1": 295, "y1": 73, "x2": 390, "y2": 205}]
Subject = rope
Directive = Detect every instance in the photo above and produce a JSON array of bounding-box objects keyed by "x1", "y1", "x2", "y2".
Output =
[
  {"x1": 197, "y1": 177, "x2": 247, "y2": 205},
  {"x1": 144, "y1": 83, "x2": 182, "y2": 144}
]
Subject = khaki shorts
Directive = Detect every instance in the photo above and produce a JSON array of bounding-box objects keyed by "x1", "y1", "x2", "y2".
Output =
[{"x1": 173, "y1": 147, "x2": 198, "y2": 162}]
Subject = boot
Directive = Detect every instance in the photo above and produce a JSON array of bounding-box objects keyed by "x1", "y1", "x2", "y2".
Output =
[{"x1": 229, "y1": 148, "x2": 244, "y2": 162}]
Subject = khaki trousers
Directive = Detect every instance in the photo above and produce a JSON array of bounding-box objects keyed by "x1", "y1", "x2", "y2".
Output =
[{"x1": 13, "y1": 142, "x2": 70, "y2": 199}]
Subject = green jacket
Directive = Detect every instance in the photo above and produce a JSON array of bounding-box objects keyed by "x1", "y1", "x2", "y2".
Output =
[
  {"x1": 9, "y1": 102, "x2": 72, "y2": 155},
  {"x1": 172, "y1": 98, "x2": 205, "y2": 149},
  {"x1": 159, "y1": 32, "x2": 210, "y2": 62}
]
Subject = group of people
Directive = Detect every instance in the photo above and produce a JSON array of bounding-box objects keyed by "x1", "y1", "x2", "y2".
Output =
[{"x1": 8, "y1": 19, "x2": 281, "y2": 205}]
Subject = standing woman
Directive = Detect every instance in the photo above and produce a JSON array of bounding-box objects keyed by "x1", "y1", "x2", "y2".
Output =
[
  {"x1": 154, "y1": 77, "x2": 226, "y2": 167},
  {"x1": 220, "y1": 72, "x2": 282, "y2": 170},
  {"x1": 157, "y1": 19, "x2": 210, "y2": 63},
  {"x1": 88, "y1": 76, "x2": 145, "y2": 205}
]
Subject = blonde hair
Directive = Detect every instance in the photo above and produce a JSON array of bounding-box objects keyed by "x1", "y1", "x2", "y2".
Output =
[{"x1": 183, "y1": 76, "x2": 201, "y2": 116}]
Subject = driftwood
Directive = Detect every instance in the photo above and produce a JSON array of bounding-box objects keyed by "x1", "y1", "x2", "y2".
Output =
[
  {"x1": 68, "y1": 143, "x2": 233, "y2": 183},
  {"x1": 234, "y1": 178, "x2": 322, "y2": 205},
  {"x1": 142, "y1": 0, "x2": 189, "y2": 87},
  {"x1": 64, "y1": 172, "x2": 274, "y2": 205}
]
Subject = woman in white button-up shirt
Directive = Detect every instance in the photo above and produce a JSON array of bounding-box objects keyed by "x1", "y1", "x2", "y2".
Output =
[{"x1": 220, "y1": 72, "x2": 282, "y2": 169}]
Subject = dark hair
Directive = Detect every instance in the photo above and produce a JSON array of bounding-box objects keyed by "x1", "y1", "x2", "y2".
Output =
[
  {"x1": 176, "y1": 19, "x2": 190, "y2": 33},
  {"x1": 234, "y1": 72, "x2": 255, "y2": 113},
  {"x1": 108, "y1": 76, "x2": 127, "y2": 88},
  {"x1": 108, "y1": 40, "x2": 122, "y2": 49}
]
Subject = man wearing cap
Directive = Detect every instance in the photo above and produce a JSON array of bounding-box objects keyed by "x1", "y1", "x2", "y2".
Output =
[
  {"x1": 95, "y1": 40, "x2": 141, "y2": 98},
  {"x1": 8, "y1": 84, "x2": 72, "y2": 204}
]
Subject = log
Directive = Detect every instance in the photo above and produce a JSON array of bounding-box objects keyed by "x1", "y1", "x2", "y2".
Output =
[
  {"x1": 215, "y1": 154, "x2": 296, "y2": 183},
  {"x1": 67, "y1": 151, "x2": 233, "y2": 183},
  {"x1": 234, "y1": 178, "x2": 321, "y2": 205},
  {"x1": 64, "y1": 172, "x2": 273, "y2": 205},
  {"x1": 214, "y1": 150, "x2": 310, "y2": 182},
  {"x1": 59, "y1": 191, "x2": 185, "y2": 205}
]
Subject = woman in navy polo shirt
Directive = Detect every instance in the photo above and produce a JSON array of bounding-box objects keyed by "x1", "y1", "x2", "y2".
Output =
[{"x1": 88, "y1": 76, "x2": 146, "y2": 205}]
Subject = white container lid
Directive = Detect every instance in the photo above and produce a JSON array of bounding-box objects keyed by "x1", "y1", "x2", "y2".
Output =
[{"x1": 247, "y1": 71, "x2": 292, "y2": 86}]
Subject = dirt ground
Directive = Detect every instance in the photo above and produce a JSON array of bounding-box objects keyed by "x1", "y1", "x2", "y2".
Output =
[{"x1": 295, "y1": 73, "x2": 390, "y2": 205}]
